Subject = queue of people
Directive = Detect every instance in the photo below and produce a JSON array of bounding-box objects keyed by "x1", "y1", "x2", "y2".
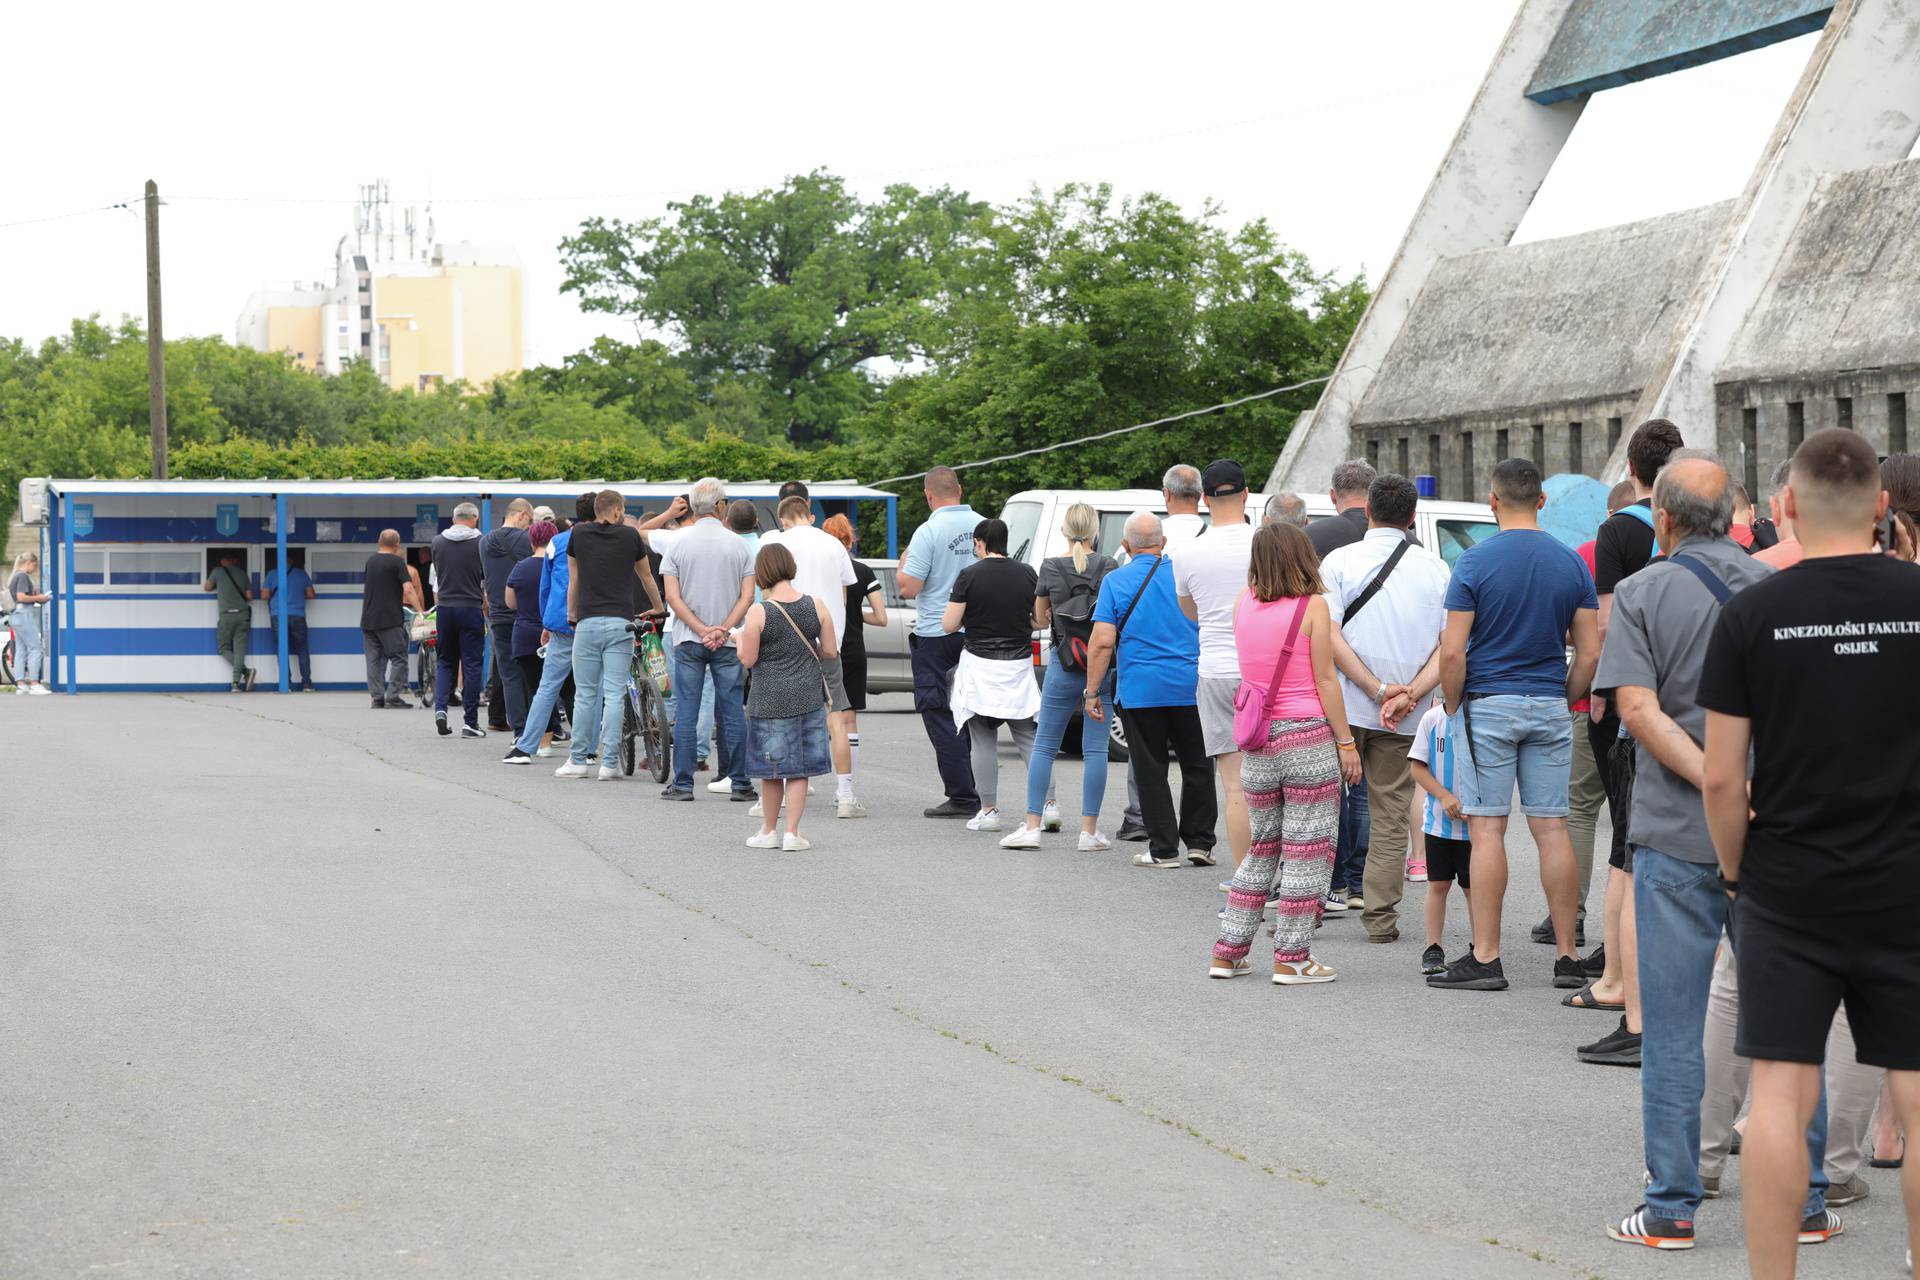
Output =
[{"x1": 345, "y1": 436, "x2": 1914, "y2": 1276}]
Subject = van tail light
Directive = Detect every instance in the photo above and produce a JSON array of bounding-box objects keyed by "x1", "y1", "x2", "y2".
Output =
[{"x1": 1033, "y1": 639, "x2": 1042, "y2": 666}]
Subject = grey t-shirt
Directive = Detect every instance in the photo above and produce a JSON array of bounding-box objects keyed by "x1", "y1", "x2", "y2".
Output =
[
  {"x1": 7, "y1": 572, "x2": 34, "y2": 606},
  {"x1": 1593, "y1": 535, "x2": 1773, "y2": 862},
  {"x1": 659, "y1": 517, "x2": 753, "y2": 645}
]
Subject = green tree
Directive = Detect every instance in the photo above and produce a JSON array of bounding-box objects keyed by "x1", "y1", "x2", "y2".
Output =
[{"x1": 558, "y1": 171, "x2": 993, "y2": 445}]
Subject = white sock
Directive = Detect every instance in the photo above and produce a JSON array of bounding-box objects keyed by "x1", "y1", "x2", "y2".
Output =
[
  {"x1": 836, "y1": 772, "x2": 854, "y2": 800},
  {"x1": 848, "y1": 732, "x2": 860, "y2": 775}
]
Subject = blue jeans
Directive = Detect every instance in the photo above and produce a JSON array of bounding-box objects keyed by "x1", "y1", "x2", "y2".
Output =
[
  {"x1": 1636, "y1": 845, "x2": 1828, "y2": 1221},
  {"x1": 1451, "y1": 694, "x2": 1572, "y2": 817},
  {"x1": 1332, "y1": 776, "x2": 1369, "y2": 895},
  {"x1": 11, "y1": 604, "x2": 44, "y2": 683},
  {"x1": 569, "y1": 617, "x2": 633, "y2": 767},
  {"x1": 1025, "y1": 658, "x2": 1111, "y2": 817},
  {"x1": 280, "y1": 616, "x2": 312, "y2": 688},
  {"x1": 667, "y1": 668, "x2": 717, "y2": 765},
  {"x1": 672, "y1": 641, "x2": 748, "y2": 793},
  {"x1": 514, "y1": 632, "x2": 573, "y2": 754}
]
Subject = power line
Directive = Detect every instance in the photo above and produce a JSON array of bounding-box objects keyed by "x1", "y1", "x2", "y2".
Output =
[
  {"x1": 0, "y1": 197, "x2": 138, "y2": 231},
  {"x1": 869, "y1": 376, "x2": 1333, "y2": 488}
]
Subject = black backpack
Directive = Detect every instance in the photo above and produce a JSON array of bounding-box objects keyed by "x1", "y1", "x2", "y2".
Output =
[{"x1": 1049, "y1": 557, "x2": 1107, "y2": 672}]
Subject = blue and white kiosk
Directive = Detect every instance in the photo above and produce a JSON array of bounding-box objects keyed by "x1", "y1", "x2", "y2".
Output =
[{"x1": 27, "y1": 478, "x2": 900, "y2": 694}]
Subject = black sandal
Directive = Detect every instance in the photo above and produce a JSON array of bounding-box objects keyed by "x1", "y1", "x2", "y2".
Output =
[
  {"x1": 1562, "y1": 984, "x2": 1625, "y2": 1011},
  {"x1": 1869, "y1": 1136, "x2": 1905, "y2": 1169}
]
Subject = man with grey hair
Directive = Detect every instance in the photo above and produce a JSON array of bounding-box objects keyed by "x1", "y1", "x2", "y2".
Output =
[
  {"x1": 658, "y1": 477, "x2": 756, "y2": 800},
  {"x1": 1309, "y1": 459, "x2": 1377, "y2": 558},
  {"x1": 482, "y1": 497, "x2": 536, "y2": 733},
  {"x1": 429, "y1": 500, "x2": 489, "y2": 737},
  {"x1": 1161, "y1": 464, "x2": 1206, "y2": 551},
  {"x1": 1591, "y1": 450, "x2": 1780, "y2": 1250},
  {"x1": 1083, "y1": 511, "x2": 1211, "y2": 868},
  {"x1": 1264, "y1": 492, "x2": 1309, "y2": 529}
]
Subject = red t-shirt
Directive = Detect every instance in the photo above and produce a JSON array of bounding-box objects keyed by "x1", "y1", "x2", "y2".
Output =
[{"x1": 1572, "y1": 539, "x2": 1598, "y2": 714}]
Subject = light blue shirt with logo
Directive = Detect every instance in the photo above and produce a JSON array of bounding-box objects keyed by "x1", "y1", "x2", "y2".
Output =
[
  {"x1": 262, "y1": 567, "x2": 314, "y2": 618},
  {"x1": 901, "y1": 503, "x2": 979, "y2": 637}
]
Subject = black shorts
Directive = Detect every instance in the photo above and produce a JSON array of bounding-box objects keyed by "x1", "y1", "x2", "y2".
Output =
[
  {"x1": 1424, "y1": 834, "x2": 1472, "y2": 888},
  {"x1": 1733, "y1": 897, "x2": 1920, "y2": 1070},
  {"x1": 1605, "y1": 734, "x2": 1637, "y2": 873}
]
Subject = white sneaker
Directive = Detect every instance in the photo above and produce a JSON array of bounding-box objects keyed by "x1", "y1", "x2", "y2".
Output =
[
  {"x1": 966, "y1": 808, "x2": 1002, "y2": 832},
  {"x1": 782, "y1": 832, "x2": 812, "y2": 851},
  {"x1": 597, "y1": 766, "x2": 621, "y2": 781},
  {"x1": 745, "y1": 830, "x2": 780, "y2": 849},
  {"x1": 11, "y1": 685, "x2": 23, "y2": 695},
  {"x1": 1078, "y1": 830, "x2": 1112, "y2": 851},
  {"x1": 749, "y1": 800, "x2": 766, "y2": 818},
  {"x1": 554, "y1": 762, "x2": 590, "y2": 778},
  {"x1": 836, "y1": 795, "x2": 867, "y2": 819},
  {"x1": 27, "y1": 684, "x2": 51, "y2": 696},
  {"x1": 1041, "y1": 802, "x2": 1062, "y2": 832},
  {"x1": 999, "y1": 826, "x2": 1042, "y2": 849},
  {"x1": 707, "y1": 779, "x2": 733, "y2": 794},
  {"x1": 534, "y1": 744, "x2": 555, "y2": 757}
]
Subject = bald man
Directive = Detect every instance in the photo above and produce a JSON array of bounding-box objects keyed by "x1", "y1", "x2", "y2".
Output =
[{"x1": 1082, "y1": 512, "x2": 1211, "y2": 868}]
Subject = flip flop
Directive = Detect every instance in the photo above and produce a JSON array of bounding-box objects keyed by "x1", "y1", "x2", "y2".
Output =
[
  {"x1": 1562, "y1": 984, "x2": 1625, "y2": 1011},
  {"x1": 1869, "y1": 1136, "x2": 1905, "y2": 1169}
]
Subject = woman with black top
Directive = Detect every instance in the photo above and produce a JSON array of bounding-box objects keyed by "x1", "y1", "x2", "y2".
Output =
[
  {"x1": 941, "y1": 518, "x2": 1042, "y2": 832},
  {"x1": 822, "y1": 515, "x2": 886, "y2": 786},
  {"x1": 1001, "y1": 502, "x2": 1116, "y2": 850}
]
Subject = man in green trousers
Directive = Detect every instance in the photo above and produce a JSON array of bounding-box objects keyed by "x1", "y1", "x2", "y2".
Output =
[{"x1": 204, "y1": 550, "x2": 255, "y2": 691}]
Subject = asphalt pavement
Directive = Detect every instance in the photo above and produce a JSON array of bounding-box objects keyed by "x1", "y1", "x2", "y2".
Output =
[{"x1": 1, "y1": 692, "x2": 1907, "y2": 1278}]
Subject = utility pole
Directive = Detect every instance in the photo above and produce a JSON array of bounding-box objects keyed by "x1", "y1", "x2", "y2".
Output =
[{"x1": 144, "y1": 178, "x2": 168, "y2": 480}]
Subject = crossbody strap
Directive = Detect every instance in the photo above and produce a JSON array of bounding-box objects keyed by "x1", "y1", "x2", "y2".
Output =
[
  {"x1": 1341, "y1": 537, "x2": 1410, "y2": 627},
  {"x1": 766, "y1": 597, "x2": 822, "y2": 659},
  {"x1": 1667, "y1": 553, "x2": 1733, "y2": 605},
  {"x1": 1114, "y1": 555, "x2": 1163, "y2": 637},
  {"x1": 1265, "y1": 596, "x2": 1309, "y2": 692}
]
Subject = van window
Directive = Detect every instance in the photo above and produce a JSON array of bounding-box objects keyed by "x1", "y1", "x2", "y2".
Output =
[
  {"x1": 1433, "y1": 518, "x2": 1499, "y2": 567},
  {"x1": 1099, "y1": 511, "x2": 1135, "y2": 562},
  {"x1": 1001, "y1": 500, "x2": 1044, "y2": 564},
  {"x1": 874, "y1": 563, "x2": 904, "y2": 607}
]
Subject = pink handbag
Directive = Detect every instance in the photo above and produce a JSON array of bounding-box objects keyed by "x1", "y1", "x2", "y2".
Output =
[{"x1": 1231, "y1": 596, "x2": 1308, "y2": 752}]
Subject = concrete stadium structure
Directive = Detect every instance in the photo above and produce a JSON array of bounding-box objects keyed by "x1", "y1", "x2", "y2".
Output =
[{"x1": 1268, "y1": 0, "x2": 1920, "y2": 501}]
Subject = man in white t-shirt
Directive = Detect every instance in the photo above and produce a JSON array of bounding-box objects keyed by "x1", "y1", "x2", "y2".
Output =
[
  {"x1": 1319, "y1": 472, "x2": 1451, "y2": 944},
  {"x1": 1161, "y1": 463, "x2": 1207, "y2": 552},
  {"x1": 760, "y1": 494, "x2": 863, "y2": 815},
  {"x1": 1171, "y1": 459, "x2": 1257, "y2": 870}
]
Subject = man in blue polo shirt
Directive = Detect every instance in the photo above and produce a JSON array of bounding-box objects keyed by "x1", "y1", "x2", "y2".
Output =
[
  {"x1": 1082, "y1": 512, "x2": 1209, "y2": 869},
  {"x1": 898, "y1": 466, "x2": 981, "y2": 818},
  {"x1": 262, "y1": 554, "x2": 317, "y2": 691}
]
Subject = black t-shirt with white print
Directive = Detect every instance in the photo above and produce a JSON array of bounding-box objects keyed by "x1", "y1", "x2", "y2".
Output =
[{"x1": 1697, "y1": 553, "x2": 1920, "y2": 918}]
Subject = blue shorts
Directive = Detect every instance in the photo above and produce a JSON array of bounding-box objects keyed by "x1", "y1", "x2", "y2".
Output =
[{"x1": 1448, "y1": 694, "x2": 1572, "y2": 819}]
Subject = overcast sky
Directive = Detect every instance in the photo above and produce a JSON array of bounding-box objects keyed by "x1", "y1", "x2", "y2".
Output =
[{"x1": 4, "y1": 2, "x2": 1833, "y2": 368}]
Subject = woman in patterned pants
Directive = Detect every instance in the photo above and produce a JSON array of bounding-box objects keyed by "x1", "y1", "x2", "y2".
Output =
[{"x1": 1210, "y1": 524, "x2": 1362, "y2": 984}]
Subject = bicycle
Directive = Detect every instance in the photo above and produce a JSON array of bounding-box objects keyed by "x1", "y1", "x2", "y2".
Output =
[
  {"x1": 1, "y1": 609, "x2": 15, "y2": 687},
  {"x1": 405, "y1": 606, "x2": 437, "y2": 709},
  {"x1": 621, "y1": 614, "x2": 673, "y2": 782}
]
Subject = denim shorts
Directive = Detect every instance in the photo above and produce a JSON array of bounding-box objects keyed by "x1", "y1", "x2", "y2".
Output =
[
  {"x1": 746, "y1": 709, "x2": 831, "y2": 781},
  {"x1": 1448, "y1": 694, "x2": 1572, "y2": 818}
]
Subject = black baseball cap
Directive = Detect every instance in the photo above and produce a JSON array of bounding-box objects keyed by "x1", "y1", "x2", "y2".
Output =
[{"x1": 1201, "y1": 459, "x2": 1247, "y2": 497}]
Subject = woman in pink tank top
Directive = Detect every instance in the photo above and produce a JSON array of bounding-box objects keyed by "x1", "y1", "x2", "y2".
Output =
[{"x1": 1210, "y1": 523, "x2": 1362, "y2": 985}]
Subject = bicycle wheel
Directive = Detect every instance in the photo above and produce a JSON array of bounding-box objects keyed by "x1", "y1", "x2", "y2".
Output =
[
  {"x1": 620, "y1": 683, "x2": 639, "y2": 776},
  {"x1": 418, "y1": 647, "x2": 435, "y2": 708},
  {"x1": 638, "y1": 676, "x2": 672, "y2": 784},
  {"x1": 1, "y1": 631, "x2": 13, "y2": 686}
]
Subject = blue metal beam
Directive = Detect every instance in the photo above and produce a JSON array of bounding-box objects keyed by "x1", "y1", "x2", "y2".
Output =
[
  {"x1": 1526, "y1": 1, "x2": 1831, "y2": 105},
  {"x1": 275, "y1": 493, "x2": 290, "y2": 693},
  {"x1": 886, "y1": 499, "x2": 898, "y2": 558},
  {"x1": 61, "y1": 495, "x2": 76, "y2": 693}
]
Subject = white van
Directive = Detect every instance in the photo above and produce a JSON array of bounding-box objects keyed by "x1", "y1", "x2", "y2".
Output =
[{"x1": 998, "y1": 488, "x2": 1500, "y2": 574}]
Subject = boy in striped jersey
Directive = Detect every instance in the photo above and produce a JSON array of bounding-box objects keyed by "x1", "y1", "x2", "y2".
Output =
[{"x1": 1407, "y1": 702, "x2": 1471, "y2": 975}]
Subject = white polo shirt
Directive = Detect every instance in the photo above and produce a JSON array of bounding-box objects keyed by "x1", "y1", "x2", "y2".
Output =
[
  {"x1": 760, "y1": 523, "x2": 857, "y2": 640},
  {"x1": 1320, "y1": 527, "x2": 1451, "y2": 733}
]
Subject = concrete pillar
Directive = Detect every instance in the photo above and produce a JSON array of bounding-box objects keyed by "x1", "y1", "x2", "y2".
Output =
[
  {"x1": 1617, "y1": 0, "x2": 1920, "y2": 462},
  {"x1": 1266, "y1": 0, "x2": 1583, "y2": 494}
]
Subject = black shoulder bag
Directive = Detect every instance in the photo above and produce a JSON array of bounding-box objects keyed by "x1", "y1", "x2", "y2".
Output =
[
  {"x1": 1050, "y1": 558, "x2": 1108, "y2": 673},
  {"x1": 1340, "y1": 537, "x2": 1410, "y2": 627}
]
